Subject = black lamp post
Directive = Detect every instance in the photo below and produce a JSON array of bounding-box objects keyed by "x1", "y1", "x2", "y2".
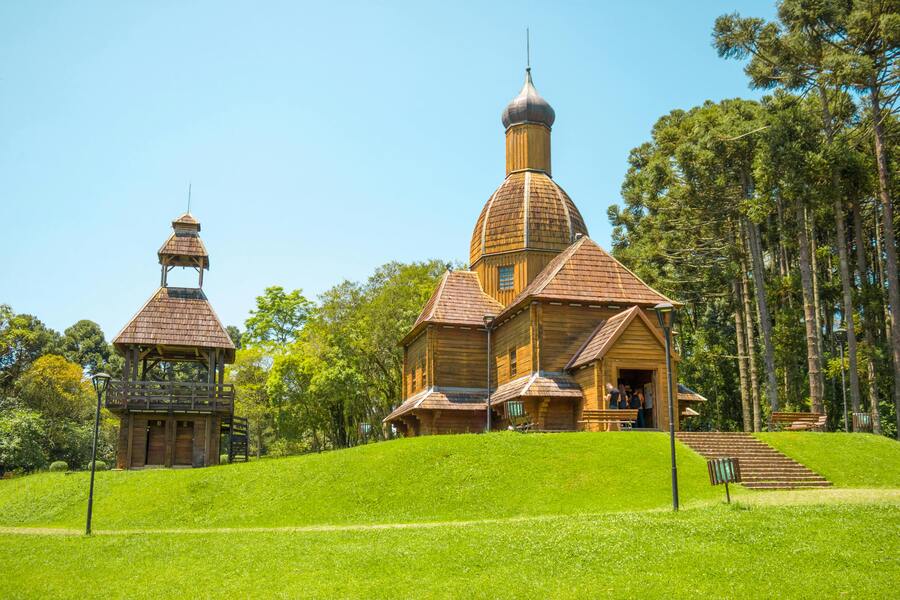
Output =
[
  {"x1": 835, "y1": 327, "x2": 849, "y2": 432},
  {"x1": 654, "y1": 302, "x2": 679, "y2": 512},
  {"x1": 483, "y1": 314, "x2": 496, "y2": 433},
  {"x1": 86, "y1": 372, "x2": 110, "y2": 535}
]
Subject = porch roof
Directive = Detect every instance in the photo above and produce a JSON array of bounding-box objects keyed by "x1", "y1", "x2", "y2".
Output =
[
  {"x1": 489, "y1": 371, "x2": 583, "y2": 406},
  {"x1": 384, "y1": 387, "x2": 487, "y2": 422}
]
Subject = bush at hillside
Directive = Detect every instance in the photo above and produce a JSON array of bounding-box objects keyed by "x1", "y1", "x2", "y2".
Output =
[{"x1": 49, "y1": 461, "x2": 68, "y2": 472}]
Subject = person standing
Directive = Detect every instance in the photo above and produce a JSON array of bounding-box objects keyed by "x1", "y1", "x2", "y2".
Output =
[
  {"x1": 606, "y1": 382, "x2": 619, "y2": 409},
  {"x1": 643, "y1": 383, "x2": 654, "y2": 428},
  {"x1": 617, "y1": 384, "x2": 628, "y2": 409},
  {"x1": 633, "y1": 389, "x2": 645, "y2": 428}
]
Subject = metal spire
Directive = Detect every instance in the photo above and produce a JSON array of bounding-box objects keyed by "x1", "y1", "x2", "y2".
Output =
[
  {"x1": 526, "y1": 27, "x2": 531, "y2": 70},
  {"x1": 187, "y1": 182, "x2": 192, "y2": 214}
]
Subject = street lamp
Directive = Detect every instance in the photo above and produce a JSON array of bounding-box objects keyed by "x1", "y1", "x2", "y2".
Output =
[
  {"x1": 86, "y1": 372, "x2": 110, "y2": 535},
  {"x1": 483, "y1": 314, "x2": 496, "y2": 433},
  {"x1": 654, "y1": 302, "x2": 679, "y2": 512},
  {"x1": 835, "y1": 327, "x2": 849, "y2": 432}
]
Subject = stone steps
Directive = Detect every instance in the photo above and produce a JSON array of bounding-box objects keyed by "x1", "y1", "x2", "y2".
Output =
[{"x1": 676, "y1": 432, "x2": 831, "y2": 490}]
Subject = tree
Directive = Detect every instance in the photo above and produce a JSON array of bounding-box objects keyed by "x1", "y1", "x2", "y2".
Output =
[
  {"x1": 0, "y1": 305, "x2": 62, "y2": 393},
  {"x1": 226, "y1": 325, "x2": 243, "y2": 350},
  {"x1": 228, "y1": 346, "x2": 272, "y2": 458},
  {"x1": 243, "y1": 287, "x2": 312, "y2": 346},
  {"x1": 62, "y1": 320, "x2": 110, "y2": 375},
  {"x1": 0, "y1": 406, "x2": 49, "y2": 473},
  {"x1": 714, "y1": 0, "x2": 900, "y2": 434}
]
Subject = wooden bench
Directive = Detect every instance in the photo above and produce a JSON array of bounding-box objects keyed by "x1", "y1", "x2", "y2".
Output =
[
  {"x1": 770, "y1": 412, "x2": 826, "y2": 431},
  {"x1": 852, "y1": 412, "x2": 873, "y2": 433},
  {"x1": 578, "y1": 409, "x2": 639, "y2": 432}
]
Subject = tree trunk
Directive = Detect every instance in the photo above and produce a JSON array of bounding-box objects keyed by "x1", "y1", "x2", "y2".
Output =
[
  {"x1": 795, "y1": 202, "x2": 826, "y2": 413},
  {"x1": 833, "y1": 193, "x2": 862, "y2": 419},
  {"x1": 852, "y1": 199, "x2": 882, "y2": 434},
  {"x1": 745, "y1": 218, "x2": 780, "y2": 414},
  {"x1": 739, "y1": 244, "x2": 763, "y2": 431},
  {"x1": 870, "y1": 87, "x2": 900, "y2": 439},
  {"x1": 809, "y1": 213, "x2": 827, "y2": 370},
  {"x1": 733, "y1": 278, "x2": 752, "y2": 432}
]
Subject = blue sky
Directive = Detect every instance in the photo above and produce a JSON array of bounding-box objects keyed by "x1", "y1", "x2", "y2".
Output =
[{"x1": 0, "y1": 1, "x2": 774, "y2": 338}]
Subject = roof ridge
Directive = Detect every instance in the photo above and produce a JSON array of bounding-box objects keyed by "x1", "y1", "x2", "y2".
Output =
[
  {"x1": 523, "y1": 171, "x2": 531, "y2": 247},
  {"x1": 595, "y1": 245, "x2": 677, "y2": 305},
  {"x1": 531, "y1": 236, "x2": 587, "y2": 296},
  {"x1": 203, "y1": 289, "x2": 236, "y2": 350},
  {"x1": 551, "y1": 179, "x2": 574, "y2": 243},
  {"x1": 424, "y1": 271, "x2": 451, "y2": 323},
  {"x1": 480, "y1": 178, "x2": 509, "y2": 257},
  {"x1": 565, "y1": 318, "x2": 608, "y2": 370},
  {"x1": 112, "y1": 287, "x2": 163, "y2": 344}
]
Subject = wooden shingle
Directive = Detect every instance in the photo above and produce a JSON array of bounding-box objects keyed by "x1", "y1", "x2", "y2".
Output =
[{"x1": 113, "y1": 287, "x2": 235, "y2": 358}]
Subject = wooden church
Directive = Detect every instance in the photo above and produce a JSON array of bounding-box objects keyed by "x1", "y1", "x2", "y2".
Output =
[
  {"x1": 385, "y1": 68, "x2": 703, "y2": 435},
  {"x1": 107, "y1": 213, "x2": 247, "y2": 468}
]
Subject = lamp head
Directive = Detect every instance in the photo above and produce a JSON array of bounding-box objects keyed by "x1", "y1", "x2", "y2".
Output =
[
  {"x1": 654, "y1": 302, "x2": 675, "y2": 330},
  {"x1": 91, "y1": 372, "x2": 111, "y2": 396},
  {"x1": 835, "y1": 327, "x2": 847, "y2": 343},
  {"x1": 483, "y1": 314, "x2": 496, "y2": 329}
]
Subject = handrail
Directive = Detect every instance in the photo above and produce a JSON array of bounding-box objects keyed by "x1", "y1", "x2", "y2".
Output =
[{"x1": 106, "y1": 379, "x2": 234, "y2": 412}]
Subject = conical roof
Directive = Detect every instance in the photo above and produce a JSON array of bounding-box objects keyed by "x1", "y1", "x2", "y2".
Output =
[{"x1": 501, "y1": 68, "x2": 555, "y2": 130}]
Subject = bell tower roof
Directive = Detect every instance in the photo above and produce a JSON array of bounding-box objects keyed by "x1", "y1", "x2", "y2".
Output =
[{"x1": 501, "y1": 68, "x2": 555, "y2": 130}]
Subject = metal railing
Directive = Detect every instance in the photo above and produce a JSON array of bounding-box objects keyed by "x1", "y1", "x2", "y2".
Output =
[{"x1": 106, "y1": 379, "x2": 234, "y2": 413}]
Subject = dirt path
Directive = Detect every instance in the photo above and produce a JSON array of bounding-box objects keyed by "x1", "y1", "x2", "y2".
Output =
[{"x1": 1, "y1": 488, "x2": 896, "y2": 537}]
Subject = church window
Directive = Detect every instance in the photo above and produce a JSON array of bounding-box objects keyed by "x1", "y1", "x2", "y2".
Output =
[
  {"x1": 509, "y1": 348, "x2": 517, "y2": 377},
  {"x1": 498, "y1": 266, "x2": 514, "y2": 290}
]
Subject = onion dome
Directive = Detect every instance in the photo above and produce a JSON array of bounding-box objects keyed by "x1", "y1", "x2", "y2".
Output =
[
  {"x1": 470, "y1": 170, "x2": 588, "y2": 266},
  {"x1": 501, "y1": 68, "x2": 555, "y2": 130}
]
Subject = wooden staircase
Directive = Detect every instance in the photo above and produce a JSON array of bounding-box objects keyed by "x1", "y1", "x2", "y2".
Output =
[
  {"x1": 676, "y1": 432, "x2": 831, "y2": 489},
  {"x1": 222, "y1": 416, "x2": 249, "y2": 463}
]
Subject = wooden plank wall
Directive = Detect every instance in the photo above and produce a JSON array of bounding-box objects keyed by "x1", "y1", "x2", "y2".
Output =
[
  {"x1": 540, "y1": 303, "x2": 618, "y2": 371},
  {"x1": 505, "y1": 123, "x2": 551, "y2": 176},
  {"x1": 418, "y1": 410, "x2": 484, "y2": 435},
  {"x1": 192, "y1": 416, "x2": 208, "y2": 467},
  {"x1": 473, "y1": 250, "x2": 560, "y2": 306},
  {"x1": 492, "y1": 309, "x2": 533, "y2": 386},
  {"x1": 434, "y1": 327, "x2": 487, "y2": 388},
  {"x1": 404, "y1": 332, "x2": 428, "y2": 397}
]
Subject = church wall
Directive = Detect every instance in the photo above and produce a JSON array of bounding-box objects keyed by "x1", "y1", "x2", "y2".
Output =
[
  {"x1": 539, "y1": 303, "x2": 618, "y2": 371},
  {"x1": 434, "y1": 326, "x2": 487, "y2": 389},
  {"x1": 418, "y1": 410, "x2": 485, "y2": 435},
  {"x1": 492, "y1": 308, "x2": 533, "y2": 386},
  {"x1": 473, "y1": 250, "x2": 562, "y2": 306},
  {"x1": 572, "y1": 364, "x2": 598, "y2": 412},
  {"x1": 404, "y1": 332, "x2": 428, "y2": 398},
  {"x1": 505, "y1": 123, "x2": 551, "y2": 176}
]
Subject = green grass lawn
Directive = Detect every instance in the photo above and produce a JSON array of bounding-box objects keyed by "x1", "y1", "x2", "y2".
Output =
[
  {"x1": 1, "y1": 503, "x2": 897, "y2": 599},
  {"x1": 0, "y1": 432, "x2": 726, "y2": 530},
  {"x1": 1, "y1": 432, "x2": 898, "y2": 599},
  {"x1": 757, "y1": 432, "x2": 900, "y2": 487}
]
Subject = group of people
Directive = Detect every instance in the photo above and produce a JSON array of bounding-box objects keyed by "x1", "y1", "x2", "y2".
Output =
[{"x1": 605, "y1": 382, "x2": 653, "y2": 428}]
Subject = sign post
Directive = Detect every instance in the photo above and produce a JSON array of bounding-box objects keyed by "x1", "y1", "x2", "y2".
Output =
[{"x1": 707, "y1": 457, "x2": 741, "y2": 504}]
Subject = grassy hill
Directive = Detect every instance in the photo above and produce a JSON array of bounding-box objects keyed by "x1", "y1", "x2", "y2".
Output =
[
  {"x1": 0, "y1": 432, "x2": 724, "y2": 530},
  {"x1": 0, "y1": 432, "x2": 898, "y2": 599}
]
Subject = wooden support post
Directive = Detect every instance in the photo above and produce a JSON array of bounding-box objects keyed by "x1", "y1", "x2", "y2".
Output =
[
  {"x1": 164, "y1": 416, "x2": 174, "y2": 468},
  {"x1": 125, "y1": 414, "x2": 134, "y2": 469}
]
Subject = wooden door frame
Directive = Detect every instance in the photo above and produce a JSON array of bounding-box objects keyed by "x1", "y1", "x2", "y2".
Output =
[{"x1": 609, "y1": 359, "x2": 666, "y2": 430}]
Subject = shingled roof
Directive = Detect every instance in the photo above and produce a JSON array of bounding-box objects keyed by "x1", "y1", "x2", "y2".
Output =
[
  {"x1": 489, "y1": 371, "x2": 583, "y2": 406},
  {"x1": 158, "y1": 232, "x2": 209, "y2": 266},
  {"x1": 566, "y1": 306, "x2": 667, "y2": 370},
  {"x1": 113, "y1": 287, "x2": 235, "y2": 359},
  {"x1": 504, "y1": 236, "x2": 675, "y2": 315},
  {"x1": 384, "y1": 387, "x2": 487, "y2": 422},
  {"x1": 403, "y1": 271, "x2": 504, "y2": 343}
]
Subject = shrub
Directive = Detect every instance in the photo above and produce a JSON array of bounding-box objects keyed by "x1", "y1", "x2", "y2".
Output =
[
  {"x1": 88, "y1": 460, "x2": 107, "y2": 471},
  {"x1": 220, "y1": 453, "x2": 229, "y2": 464},
  {"x1": 49, "y1": 461, "x2": 69, "y2": 472}
]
